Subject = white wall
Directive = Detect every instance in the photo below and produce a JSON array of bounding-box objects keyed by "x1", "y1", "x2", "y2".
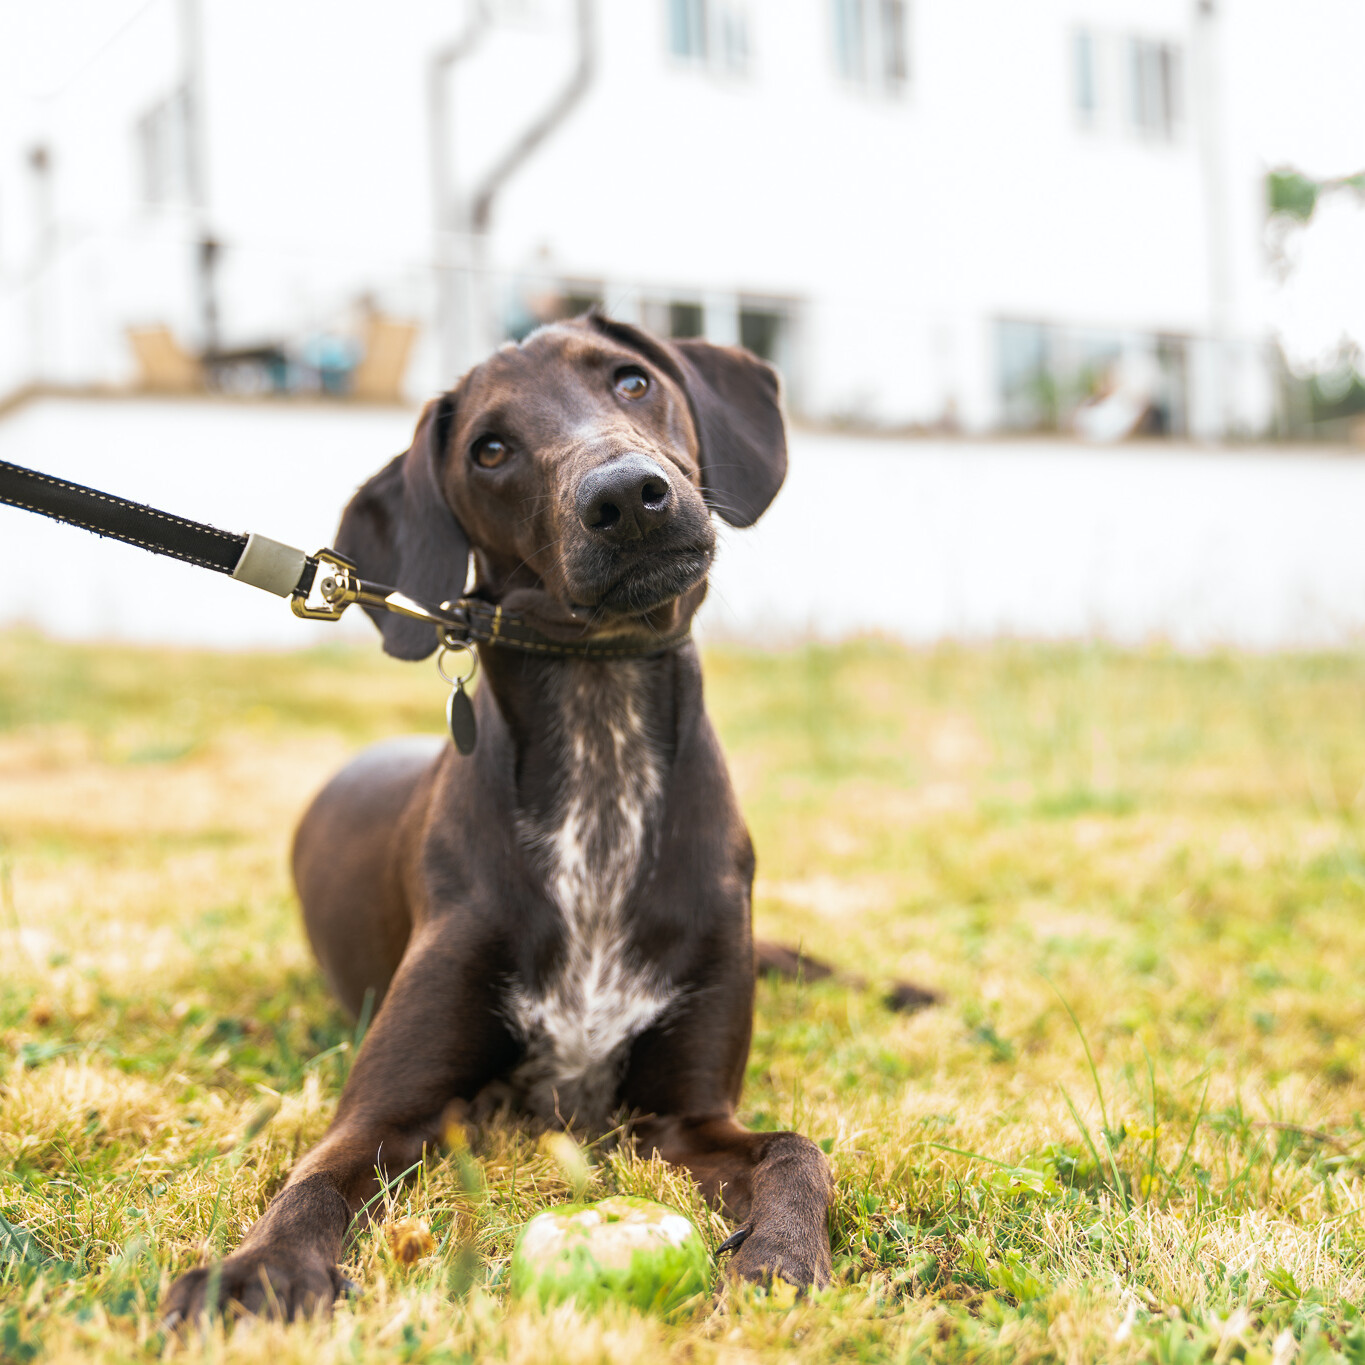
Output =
[
  {"x1": 0, "y1": 0, "x2": 1278, "y2": 432},
  {"x1": 2, "y1": 398, "x2": 1362, "y2": 652}
]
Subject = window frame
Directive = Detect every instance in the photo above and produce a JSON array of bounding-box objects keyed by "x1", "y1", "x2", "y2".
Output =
[
  {"x1": 832, "y1": 0, "x2": 910, "y2": 99},
  {"x1": 1127, "y1": 35, "x2": 1183, "y2": 142},
  {"x1": 666, "y1": 0, "x2": 750, "y2": 77},
  {"x1": 667, "y1": 0, "x2": 708, "y2": 62},
  {"x1": 1073, "y1": 27, "x2": 1099, "y2": 128}
]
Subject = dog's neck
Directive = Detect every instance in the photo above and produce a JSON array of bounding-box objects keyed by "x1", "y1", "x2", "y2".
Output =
[
  {"x1": 477, "y1": 646, "x2": 685, "y2": 824},
  {"x1": 479, "y1": 646, "x2": 694, "y2": 1127}
]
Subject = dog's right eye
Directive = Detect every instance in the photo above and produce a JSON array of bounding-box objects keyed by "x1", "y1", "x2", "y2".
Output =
[
  {"x1": 470, "y1": 436, "x2": 510, "y2": 469},
  {"x1": 614, "y1": 369, "x2": 650, "y2": 400}
]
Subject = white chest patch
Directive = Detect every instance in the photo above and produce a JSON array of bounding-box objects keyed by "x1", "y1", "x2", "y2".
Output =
[{"x1": 507, "y1": 662, "x2": 677, "y2": 1128}]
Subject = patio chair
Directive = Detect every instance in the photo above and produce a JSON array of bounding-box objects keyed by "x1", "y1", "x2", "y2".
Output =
[{"x1": 126, "y1": 326, "x2": 203, "y2": 394}]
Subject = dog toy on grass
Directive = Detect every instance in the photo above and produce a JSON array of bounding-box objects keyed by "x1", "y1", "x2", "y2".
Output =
[{"x1": 510, "y1": 1196, "x2": 709, "y2": 1316}]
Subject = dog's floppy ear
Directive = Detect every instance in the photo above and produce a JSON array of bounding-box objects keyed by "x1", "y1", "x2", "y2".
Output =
[
  {"x1": 333, "y1": 394, "x2": 470, "y2": 660},
  {"x1": 587, "y1": 313, "x2": 787, "y2": 526},
  {"x1": 668, "y1": 338, "x2": 787, "y2": 526}
]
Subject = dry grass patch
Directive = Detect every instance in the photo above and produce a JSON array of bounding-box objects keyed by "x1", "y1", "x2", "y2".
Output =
[{"x1": 6, "y1": 632, "x2": 1365, "y2": 1361}]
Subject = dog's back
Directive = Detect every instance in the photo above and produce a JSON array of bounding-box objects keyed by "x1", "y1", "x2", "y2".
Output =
[{"x1": 293, "y1": 735, "x2": 442, "y2": 1016}]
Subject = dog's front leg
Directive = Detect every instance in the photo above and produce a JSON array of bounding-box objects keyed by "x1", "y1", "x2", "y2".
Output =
[
  {"x1": 635, "y1": 1114, "x2": 833, "y2": 1290},
  {"x1": 163, "y1": 924, "x2": 514, "y2": 1323}
]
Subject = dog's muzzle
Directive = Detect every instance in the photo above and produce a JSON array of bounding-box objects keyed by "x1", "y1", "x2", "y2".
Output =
[{"x1": 563, "y1": 454, "x2": 714, "y2": 613}]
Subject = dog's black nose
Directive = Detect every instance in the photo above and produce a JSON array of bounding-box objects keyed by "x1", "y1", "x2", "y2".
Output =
[{"x1": 575, "y1": 454, "x2": 673, "y2": 542}]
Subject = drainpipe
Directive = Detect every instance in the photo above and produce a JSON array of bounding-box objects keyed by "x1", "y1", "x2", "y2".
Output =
[
  {"x1": 465, "y1": 0, "x2": 596, "y2": 359},
  {"x1": 428, "y1": 2, "x2": 491, "y2": 381}
]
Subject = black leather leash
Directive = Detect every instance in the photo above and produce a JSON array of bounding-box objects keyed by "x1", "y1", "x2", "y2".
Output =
[
  {"x1": 0, "y1": 457, "x2": 291, "y2": 585},
  {"x1": 0, "y1": 458, "x2": 688, "y2": 754}
]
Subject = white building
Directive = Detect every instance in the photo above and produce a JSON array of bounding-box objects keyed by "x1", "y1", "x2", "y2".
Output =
[{"x1": 0, "y1": 0, "x2": 1278, "y2": 437}]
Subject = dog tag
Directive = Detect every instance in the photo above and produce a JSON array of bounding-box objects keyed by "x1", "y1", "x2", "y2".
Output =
[{"x1": 447, "y1": 682, "x2": 477, "y2": 755}]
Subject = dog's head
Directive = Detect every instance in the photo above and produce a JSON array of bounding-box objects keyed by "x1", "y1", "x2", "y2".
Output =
[{"x1": 335, "y1": 313, "x2": 787, "y2": 659}]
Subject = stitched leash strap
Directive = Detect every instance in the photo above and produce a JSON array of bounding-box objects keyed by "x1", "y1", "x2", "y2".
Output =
[
  {"x1": 3, "y1": 459, "x2": 244, "y2": 576},
  {"x1": 0, "y1": 458, "x2": 317, "y2": 598},
  {"x1": 0, "y1": 458, "x2": 686, "y2": 660}
]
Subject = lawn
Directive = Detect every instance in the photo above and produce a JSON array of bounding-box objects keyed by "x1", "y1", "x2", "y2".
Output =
[{"x1": 4, "y1": 629, "x2": 1365, "y2": 1363}]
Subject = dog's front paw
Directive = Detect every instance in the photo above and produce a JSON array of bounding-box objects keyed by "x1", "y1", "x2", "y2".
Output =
[
  {"x1": 163, "y1": 1244, "x2": 351, "y2": 1324},
  {"x1": 722, "y1": 1222, "x2": 832, "y2": 1291}
]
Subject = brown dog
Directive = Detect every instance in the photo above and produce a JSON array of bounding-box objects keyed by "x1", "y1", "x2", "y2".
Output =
[{"x1": 163, "y1": 313, "x2": 833, "y2": 1322}]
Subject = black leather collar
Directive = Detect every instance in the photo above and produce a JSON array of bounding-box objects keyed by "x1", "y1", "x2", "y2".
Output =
[{"x1": 442, "y1": 597, "x2": 691, "y2": 660}]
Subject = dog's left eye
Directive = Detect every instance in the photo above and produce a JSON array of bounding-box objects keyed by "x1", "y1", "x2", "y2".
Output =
[
  {"x1": 614, "y1": 369, "x2": 649, "y2": 400},
  {"x1": 470, "y1": 435, "x2": 510, "y2": 469}
]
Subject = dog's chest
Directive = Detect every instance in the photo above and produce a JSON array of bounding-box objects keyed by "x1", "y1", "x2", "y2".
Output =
[{"x1": 507, "y1": 663, "x2": 676, "y2": 1127}]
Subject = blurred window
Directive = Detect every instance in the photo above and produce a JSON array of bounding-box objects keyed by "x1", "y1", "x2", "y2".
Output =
[
  {"x1": 669, "y1": 302, "x2": 705, "y2": 338},
  {"x1": 1155, "y1": 335, "x2": 1190, "y2": 437},
  {"x1": 998, "y1": 320, "x2": 1053, "y2": 431},
  {"x1": 833, "y1": 0, "x2": 909, "y2": 95},
  {"x1": 136, "y1": 86, "x2": 193, "y2": 206},
  {"x1": 717, "y1": 5, "x2": 750, "y2": 74},
  {"x1": 739, "y1": 308, "x2": 783, "y2": 362},
  {"x1": 561, "y1": 290, "x2": 602, "y2": 316},
  {"x1": 668, "y1": 0, "x2": 708, "y2": 60},
  {"x1": 1000, "y1": 321, "x2": 1175, "y2": 433},
  {"x1": 1128, "y1": 38, "x2": 1182, "y2": 140},
  {"x1": 834, "y1": 0, "x2": 866, "y2": 80},
  {"x1": 505, "y1": 280, "x2": 602, "y2": 341},
  {"x1": 879, "y1": 0, "x2": 909, "y2": 89},
  {"x1": 667, "y1": 0, "x2": 749, "y2": 75},
  {"x1": 1073, "y1": 29, "x2": 1098, "y2": 125}
]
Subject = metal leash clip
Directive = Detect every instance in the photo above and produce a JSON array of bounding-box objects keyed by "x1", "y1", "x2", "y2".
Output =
[
  {"x1": 291, "y1": 549, "x2": 461, "y2": 631},
  {"x1": 291, "y1": 549, "x2": 358, "y2": 620}
]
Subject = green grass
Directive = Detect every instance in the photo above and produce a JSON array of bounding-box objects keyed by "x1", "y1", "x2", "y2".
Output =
[{"x1": 5, "y1": 628, "x2": 1365, "y2": 1362}]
